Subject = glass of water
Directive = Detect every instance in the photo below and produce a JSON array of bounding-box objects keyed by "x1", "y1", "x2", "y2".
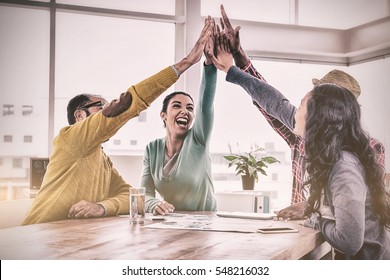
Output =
[{"x1": 129, "y1": 187, "x2": 145, "y2": 225}]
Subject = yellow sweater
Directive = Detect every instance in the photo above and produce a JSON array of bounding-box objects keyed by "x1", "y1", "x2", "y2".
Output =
[{"x1": 22, "y1": 66, "x2": 178, "y2": 225}]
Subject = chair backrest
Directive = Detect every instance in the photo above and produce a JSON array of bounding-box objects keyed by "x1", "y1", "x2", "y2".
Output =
[{"x1": 30, "y1": 157, "x2": 49, "y2": 190}]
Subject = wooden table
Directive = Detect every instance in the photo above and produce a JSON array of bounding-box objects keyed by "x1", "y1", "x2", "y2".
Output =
[{"x1": 0, "y1": 212, "x2": 330, "y2": 260}]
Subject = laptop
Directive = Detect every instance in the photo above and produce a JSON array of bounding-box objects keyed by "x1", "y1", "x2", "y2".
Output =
[{"x1": 216, "y1": 211, "x2": 276, "y2": 220}]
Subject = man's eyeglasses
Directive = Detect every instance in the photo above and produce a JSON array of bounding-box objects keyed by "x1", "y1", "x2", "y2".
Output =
[{"x1": 79, "y1": 101, "x2": 106, "y2": 111}]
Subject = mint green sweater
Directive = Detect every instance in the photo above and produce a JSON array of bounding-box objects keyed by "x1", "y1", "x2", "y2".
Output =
[{"x1": 141, "y1": 64, "x2": 217, "y2": 212}]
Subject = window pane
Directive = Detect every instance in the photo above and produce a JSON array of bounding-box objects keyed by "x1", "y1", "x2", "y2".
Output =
[
  {"x1": 0, "y1": 6, "x2": 50, "y2": 158},
  {"x1": 55, "y1": 12, "x2": 175, "y2": 153},
  {"x1": 4, "y1": 135, "x2": 13, "y2": 143},
  {"x1": 3, "y1": 105, "x2": 14, "y2": 116},
  {"x1": 12, "y1": 158, "x2": 23, "y2": 169},
  {"x1": 57, "y1": 0, "x2": 176, "y2": 15},
  {"x1": 24, "y1": 136, "x2": 33, "y2": 143},
  {"x1": 22, "y1": 105, "x2": 34, "y2": 116}
]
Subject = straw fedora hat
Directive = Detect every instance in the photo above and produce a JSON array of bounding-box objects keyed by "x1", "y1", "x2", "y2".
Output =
[{"x1": 312, "y1": 69, "x2": 361, "y2": 98}]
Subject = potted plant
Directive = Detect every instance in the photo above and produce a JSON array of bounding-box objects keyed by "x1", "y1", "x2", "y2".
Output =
[{"x1": 223, "y1": 143, "x2": 280, "y2": 190}]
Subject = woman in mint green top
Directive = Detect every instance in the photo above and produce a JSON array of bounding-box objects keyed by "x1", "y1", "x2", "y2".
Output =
[{"x1": 141, "y1": 61, "x2": 217, "y2": 215}]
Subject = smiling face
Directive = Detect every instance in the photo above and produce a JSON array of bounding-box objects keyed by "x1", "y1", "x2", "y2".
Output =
[
  {"x1": 294, "y1": 91, "x2": 311, "y2": 137},
  {"x1": 160, "y1": 93, "x2": 195, "y2": 138}
]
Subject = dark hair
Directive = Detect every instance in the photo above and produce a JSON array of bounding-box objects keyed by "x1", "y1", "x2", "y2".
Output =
[
  {"x1": 303, "y1": 83, "x2": 390, "y2": 228},
  {"x1": 67, "y1": 93, "x2": 99, "y2": 125},
  {"x1": 161, "y1": 91, "x2": 194, "y2": 127}
]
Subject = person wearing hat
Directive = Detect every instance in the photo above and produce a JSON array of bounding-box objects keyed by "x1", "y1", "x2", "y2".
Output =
[
  {"x1": 211, "y1": 27, "x2": 390, "y2": 259},
  {"x1": 312, "y1": 69, "x2": 360, "y2": 97},
  {"x1": 213, "y1": 4, "x2": 385, "y2": 220}
]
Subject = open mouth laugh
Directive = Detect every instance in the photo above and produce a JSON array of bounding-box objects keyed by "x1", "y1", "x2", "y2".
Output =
[{"x1": 176, "y1": 117, "x2": 189, "y2": 127}]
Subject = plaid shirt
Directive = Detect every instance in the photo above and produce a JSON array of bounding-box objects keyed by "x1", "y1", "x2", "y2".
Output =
[{"x1": 241, "y1": 61, "x2": 386, "y2": 204}]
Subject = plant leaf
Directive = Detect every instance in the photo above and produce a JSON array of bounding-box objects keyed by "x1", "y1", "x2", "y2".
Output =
[
  {"x1": 261, "y1": 156, "x2": 280, "y2": 164},
  {"x1": 223, "y1": 155, "x2": 238, "y2": 161},
  {"x1": 224, "y1": 144, "x2": 280, "y2": 180}
]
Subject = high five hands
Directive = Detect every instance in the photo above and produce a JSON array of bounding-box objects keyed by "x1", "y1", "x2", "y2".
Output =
[{"x1": 205, "y1": 5, "x2": 241, "y2": 72}]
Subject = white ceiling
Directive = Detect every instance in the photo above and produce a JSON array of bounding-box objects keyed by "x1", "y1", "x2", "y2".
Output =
[{"x1": 201, "y1": 0, "x2": 390, "y2": 65}]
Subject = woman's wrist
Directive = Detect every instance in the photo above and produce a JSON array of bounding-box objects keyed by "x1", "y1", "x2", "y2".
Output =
[{"x1": 204, "y1": 59, "x2": 213, "y2": 66}]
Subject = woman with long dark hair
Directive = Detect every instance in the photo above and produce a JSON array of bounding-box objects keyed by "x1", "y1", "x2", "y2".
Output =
[
  {"x1": 209, "y1": 27, "x2": 389, "y2": 259},
  {"x1": 297, "y1": 83, "x2": 390, "y2": 259}
]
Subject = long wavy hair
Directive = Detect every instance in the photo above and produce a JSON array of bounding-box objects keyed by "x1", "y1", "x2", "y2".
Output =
[{"x1": 303, "y1": 83, "x2": 390, "y2": 229}]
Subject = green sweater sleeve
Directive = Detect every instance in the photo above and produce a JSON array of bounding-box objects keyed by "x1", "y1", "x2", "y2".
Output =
[{"x1": 192, "y1": 64, "x2": 217, "y2": 146}]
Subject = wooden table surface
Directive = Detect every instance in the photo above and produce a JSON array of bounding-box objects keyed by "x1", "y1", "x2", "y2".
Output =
[{"x1": 0, "y1": 212, "x2": 328, "y2": 260}]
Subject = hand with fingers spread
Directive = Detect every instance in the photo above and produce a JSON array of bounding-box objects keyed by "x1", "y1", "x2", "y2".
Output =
[
  {"x1": 210, "y1": 33, "x2": 234, "y2": 73},
  {"x1": 204, "y1": 17, "x2": 216, "y2": 66},
  {"x1": 219, "y1": 4, "x2": 250, "y2": 68},
  {"x1": 220, "y1": 4, "x2": 241, "y2": 54},
  {"x1": 152, "y1": 200, "x2": 175, "y2": 216},
  {"x1": 175, "y1": 16, "x2": 213, "y2": 74},
  {"x1": 68, "y1": 200, "x2": 105, "y2": 219}
]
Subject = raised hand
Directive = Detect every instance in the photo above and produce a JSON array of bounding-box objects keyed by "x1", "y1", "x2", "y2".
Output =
[
  {"x1": 204, "y1": 17, "x2": 217, "y2": 65},
  {"x1": 174, "y1": 16, "x2": 213, "y2": 74},
  {"x1": 220, "y1": 4, "x2": 241, "y2": 54},
  {"x1": 220, "y1": 4, "x2": 249, "y2": 68},
  {"x1": 209, "y1": 33, "x2": 234, "y2": 73}
]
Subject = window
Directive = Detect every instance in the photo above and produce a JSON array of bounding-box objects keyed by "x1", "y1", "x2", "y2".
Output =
[
  {"x1": 24, "y1": 135, "x2": 33, "y2": 143},
  {"x1": 22, "y1": 105, "x2": 33, "y2": 116},
  {"x1": 0, "y1": 6, "x2": 50, "y2": 157},
  {"x1": 0, "y1": 187, "x2": 7, "y2": 200},
  {"x1": 54, "y1": 12, "x2": 175, "y2": 136},
  {"x1": 4, "y1": 135, "x2": 12, "y2": 143},
  {"x1": 12, "y1": 158, "x2": 23, "y2": 169},
  {"x1": 3, "y1": 104, "x2": 14, "y2": 116}
]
